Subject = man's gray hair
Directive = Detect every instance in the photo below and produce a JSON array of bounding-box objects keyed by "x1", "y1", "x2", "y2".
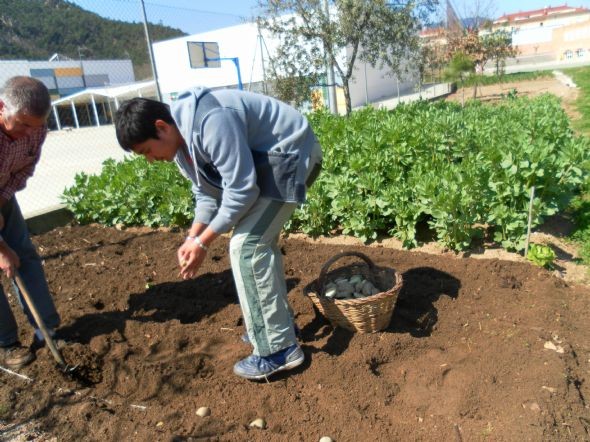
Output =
[{"x1": 0, "y1": 76, "x2": 51, "y2": 118}]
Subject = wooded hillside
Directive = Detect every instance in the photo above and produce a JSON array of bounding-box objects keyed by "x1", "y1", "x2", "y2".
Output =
[{"x1": 0, "y1": 0, "x2": 185, "y2": 79}]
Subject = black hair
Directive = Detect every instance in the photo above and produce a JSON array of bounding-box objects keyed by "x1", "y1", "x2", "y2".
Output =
[{"x1": 114, "y1": 97, "x2": 176, "y2": 152}]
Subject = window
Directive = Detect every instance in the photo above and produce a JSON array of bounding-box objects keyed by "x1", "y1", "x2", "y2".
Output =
[
  {"x1": 576, "y1": 48, "x2": 586, "y2": 58},
  {"x1": 565, "y1": 50, "x2": 573, "y2": 60}
]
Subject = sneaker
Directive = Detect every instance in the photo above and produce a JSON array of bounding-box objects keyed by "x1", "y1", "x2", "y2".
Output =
[
  {"x1": 0, "y1": 342, "x2": 35, "y2": 370},
  {"x1": 233, "y1": 344, "x2": 304, "y2": 380},
  {"x1": 241, "y1": 324, "x2": 301, "y2": 344}
]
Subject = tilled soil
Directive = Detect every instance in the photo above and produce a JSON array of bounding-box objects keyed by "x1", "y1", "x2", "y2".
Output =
[{"x1": 1, "y1": 224, "x2": 589, "y2": 441}]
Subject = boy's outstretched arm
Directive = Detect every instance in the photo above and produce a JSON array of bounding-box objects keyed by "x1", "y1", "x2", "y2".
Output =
[{"x1": 177, "y1": 223, "x2": 219, "y2": 280}]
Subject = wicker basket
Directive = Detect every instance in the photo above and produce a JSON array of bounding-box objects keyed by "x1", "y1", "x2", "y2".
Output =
[{"x1": 304, "y1": 251, "x2": 403, "y2": 333}]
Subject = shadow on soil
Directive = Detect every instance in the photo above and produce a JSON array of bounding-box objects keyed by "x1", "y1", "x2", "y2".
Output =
[
  {"x1": 60, "y1": 271, "x2": 300, "y2": 345},
  {"x1": 389, "y1": 267, "x2": 461, "y2": 337},
  {"x1": 300, "y1": 266, "x2": 461, "y2": 359}
]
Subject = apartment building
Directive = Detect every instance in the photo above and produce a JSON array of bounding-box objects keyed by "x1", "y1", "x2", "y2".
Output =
[{"x1": 493, "y1": 4, "x2": 590, "y2": 62}]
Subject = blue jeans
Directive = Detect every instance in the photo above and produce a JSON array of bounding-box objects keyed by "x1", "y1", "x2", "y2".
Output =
[{"x1": 0, "y1": 197, "x2": 60, "y2": 346}]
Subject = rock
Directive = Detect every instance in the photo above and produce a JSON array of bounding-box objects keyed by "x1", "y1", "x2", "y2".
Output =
[
  {"x1": 156, "y1": 421, "x2": 164, "y2": 427},
  {"x1": 249, "y1": 418, "x2": 267, "y2": 429},
  {"x1": 362, "y1": 280, "x2": 375, "y2": 296},
  {"x1": 544, "y1": 341, "x2": 564, "y2": 353},
  {"x1": 349, "y1": 275, "x2": 363, "y2": 285},
  {"x1": 544, "y1": 341, "x2": 556, "y2": 350},
  {"x1": 325, "y1": 287, "x2": 337, "y2": 298},
  {"x1": 196, "y1": 406, "x2": 211, "y2": 417},
  {"x1": 319, "y1": 437, "x2": 334, "y2": 442}
]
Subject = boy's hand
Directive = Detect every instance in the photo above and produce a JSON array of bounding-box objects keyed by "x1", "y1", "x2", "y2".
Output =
[
  {"x1": 177, "y1": 239, "x2": 207, "y2": 280},
  {"x1": 0, "y1": 241, "x2": 20, "y2": 279}
]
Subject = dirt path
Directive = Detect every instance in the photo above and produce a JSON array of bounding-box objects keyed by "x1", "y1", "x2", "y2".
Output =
[{"x1": 0, "y1": 224, "x2": 588, "y2": 441}]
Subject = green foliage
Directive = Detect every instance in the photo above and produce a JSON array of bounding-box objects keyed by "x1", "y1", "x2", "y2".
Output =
[
  {"x1": 289, "y1": 95, "x2": 589, "y2": 251},
  {"x1": 444, "y1": 52, "x2": 475, "y2": 82},
  {"x1": 564, "y1": 66, "x2": 590, "y2": 136},
  {"x1": 562, "y1": 66, "x2": 590, "y2": 266},
  {"x1": 61, "y1": 157, "x2": 194, "y2": 227},
  {"x1": 0, "y1": 0, "x2": 185, "y2": 78},
  {"x1": 479, "y1": 29, "x2": 518, "y2": 75},
  {"x1": 569, "y1": 200, "x2": 590, "y2": 265},
  {"x1": 462, "y1": 70, "x2": 554, "y2": 87},
  {"x1": 526, "y1": 244, "x2": 556, "y2": 268},
  {"x1": 62, "y1": 95, "x2": 588, "y2": 254}
]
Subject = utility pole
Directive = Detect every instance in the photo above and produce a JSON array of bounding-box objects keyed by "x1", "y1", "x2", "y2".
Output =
[
  {"x1": 139, "y1": 0, "x2": 162, "y2": 101},
  {"x1": 257, "y1": 26, "x2": 268, "y2": 94},
  {"x1": 323, "y1": 0, "x2": 338, "y2": 114}
]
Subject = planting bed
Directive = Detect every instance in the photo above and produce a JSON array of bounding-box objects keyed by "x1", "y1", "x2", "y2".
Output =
[{"x1": 1, "y1": 224, "x2": 589, "y2": 441}]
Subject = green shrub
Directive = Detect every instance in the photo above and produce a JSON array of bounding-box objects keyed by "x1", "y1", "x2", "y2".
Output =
[
  {"x1": 61, "y1": 157, "x2": 194, "y2": 227},
  {"x1": 62, "y1": 94, "x2": 589, "y2": 253},
  {"x1": 291, "y1": 96, "x2": 589, "y2": 250}
]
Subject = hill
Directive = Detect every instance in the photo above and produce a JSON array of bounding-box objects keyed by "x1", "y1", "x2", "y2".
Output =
[{"x1": 0, "y1": 0, "x2": 186, "y2": 79}]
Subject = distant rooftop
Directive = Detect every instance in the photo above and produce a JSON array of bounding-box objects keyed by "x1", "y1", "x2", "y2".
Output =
[{"x1": 494, "y1": 4, "x2": 589, "y2": 25}]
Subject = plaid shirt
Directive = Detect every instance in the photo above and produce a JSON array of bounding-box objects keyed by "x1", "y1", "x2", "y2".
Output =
[{"x1": 0, "y1": 126, "x2": 46, "y2": 201}]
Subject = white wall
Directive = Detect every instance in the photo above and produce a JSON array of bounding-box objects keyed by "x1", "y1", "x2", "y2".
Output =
[
  {"x1": 349, "y1": 57, "x2": 417, "y2": 108},
  {"x1": 153, "y1": 22, "x2": 277, "y2": 101},
  {"x1": 512, "y1": 26, "x2": 554, "y2": 45},
  {"x1": 82, "y1": 60, "x2": 135, "y2": 84}
]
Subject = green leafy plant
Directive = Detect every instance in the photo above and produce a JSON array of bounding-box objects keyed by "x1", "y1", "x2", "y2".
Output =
[
  {"x1": 62, "y1": 94, "x2": 590, "y2": 255},
  {"x1": 526, "y1": 243, "x2": 556, "y2": 268},
  {"x1": 61, "y1": 156, "x2": 194, "y2": 227}
]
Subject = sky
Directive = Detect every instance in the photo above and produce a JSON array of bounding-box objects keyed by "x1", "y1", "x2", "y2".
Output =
[{"x1": 69, "y1": 0, "x2": 590, "y2": 35}]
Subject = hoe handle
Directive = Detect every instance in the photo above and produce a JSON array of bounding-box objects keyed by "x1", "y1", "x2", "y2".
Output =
[{"x1": 14, "y1": 273, "x2": 67, "y2": 369}]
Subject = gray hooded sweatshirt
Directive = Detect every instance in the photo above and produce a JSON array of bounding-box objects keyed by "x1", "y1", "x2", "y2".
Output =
[{"x1": 171, "y1": 87, "x2": 319, "y2": 234}]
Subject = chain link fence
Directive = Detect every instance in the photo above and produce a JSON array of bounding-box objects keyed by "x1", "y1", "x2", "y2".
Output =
[{"x1": 2, "y1": 0, "x2": 452, "y2": 220}]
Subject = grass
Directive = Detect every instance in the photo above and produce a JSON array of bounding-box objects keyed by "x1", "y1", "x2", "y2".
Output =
[
  {"x1": 563, "y1": 66, "x2": 590, "y2": 266},
  {"x1": 564, "y1": 66, "x2": 590, "y2": 136},
  {"x1": 462, "y1": 70, "x2": 554, "y2": 87}
]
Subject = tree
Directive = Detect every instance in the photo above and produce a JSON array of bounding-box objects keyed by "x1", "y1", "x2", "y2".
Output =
[
  {"x1": 444, "y1": 51, "x2": 474, "y2": 106},
  {"x1": 257, "y1": 0, "x2": 438, "y2": 115},
  {"x1": 445, "y1": 28, "x2": 483, "y2": 98},
  {"x1": 480, "y1": 29, "x2": 518, "y2": 75}
]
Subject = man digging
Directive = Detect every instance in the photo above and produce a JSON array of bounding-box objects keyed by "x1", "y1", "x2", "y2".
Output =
[{"x1": 0, "y1": 76, "x2": 63, "y2": 370}]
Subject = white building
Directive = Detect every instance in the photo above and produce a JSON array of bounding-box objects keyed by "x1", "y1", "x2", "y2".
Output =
[
  {"x1": 493, "y1": 5, "x2": 590, "y2": 63},
  {"x1": 152, "y1": 21, "x2": 418, "y2": 111}
]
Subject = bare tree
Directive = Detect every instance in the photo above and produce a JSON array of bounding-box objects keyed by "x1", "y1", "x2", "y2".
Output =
[{"x1": 451, "y1": 0, "x2": 497, "y2": 30}]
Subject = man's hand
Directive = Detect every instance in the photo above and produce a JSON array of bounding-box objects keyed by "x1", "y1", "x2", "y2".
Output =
[
  {"x1": 0, "y1": 242, "x2": 20, "y2": 279},
  {"x1": 177, "y1": 238, "x2": 207, "y2": 280}
]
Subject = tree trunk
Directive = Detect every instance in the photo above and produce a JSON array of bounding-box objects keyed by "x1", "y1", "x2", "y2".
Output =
[
  {"x1": 461, "y1": 83, "x2": 465, "y2": 107},
  {"x1": 343, "y1": 81, "x2": 352, "y2": 115}
]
